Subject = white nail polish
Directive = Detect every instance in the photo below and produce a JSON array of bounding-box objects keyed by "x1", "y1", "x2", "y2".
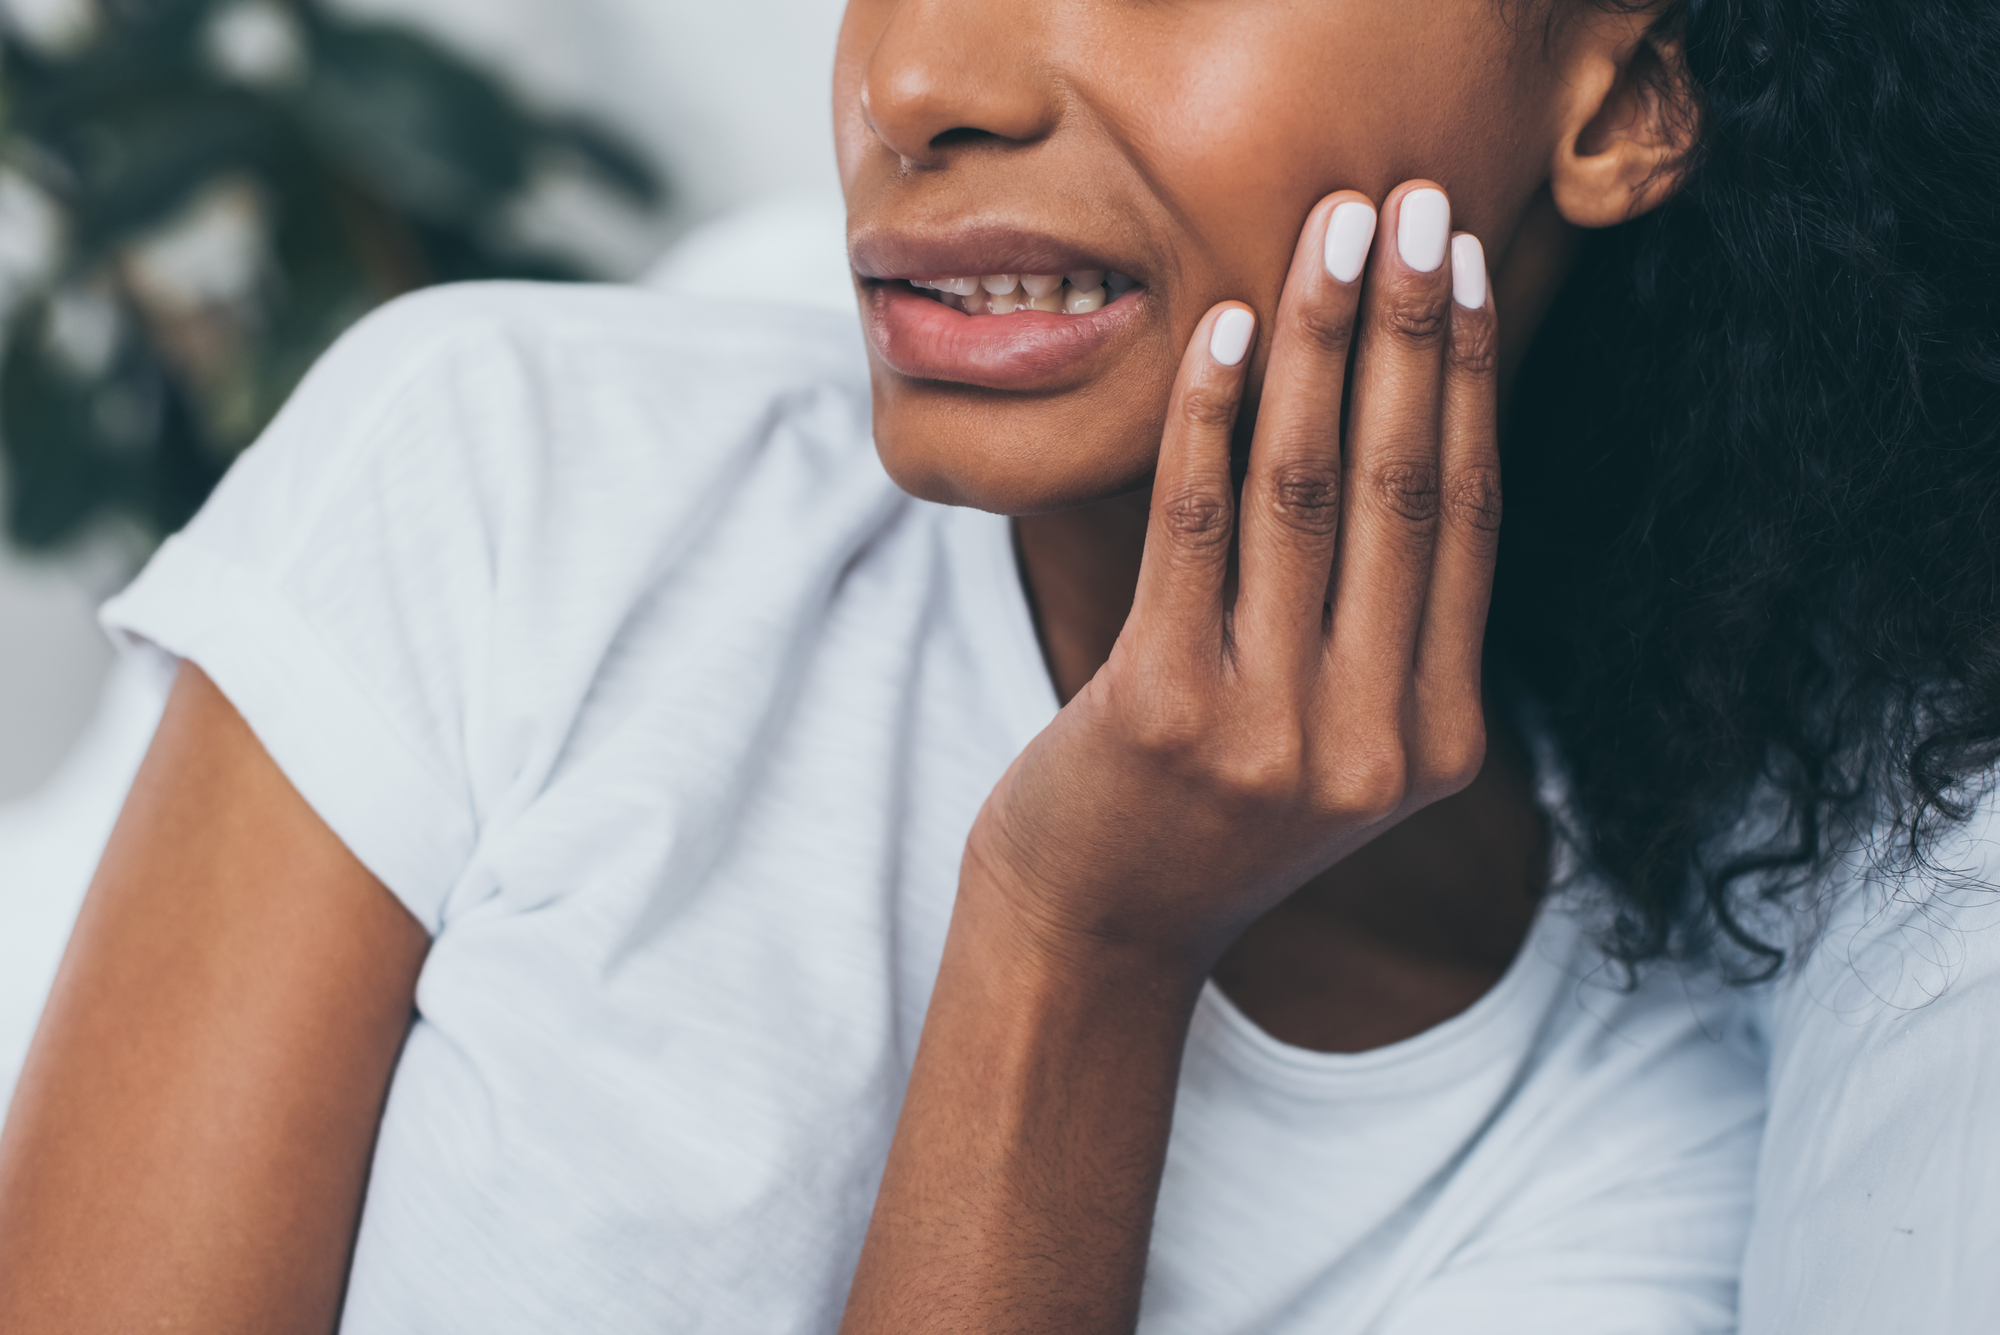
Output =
[
  {"x1": 1397, "y1": 189, "x2": 1450, "y2": 273},
  {"x1": 1209, "y1": 308, "x2": 1255, "y2": 367},
  {"x1": 1451, "y1": 234, "x2": 1487, "y2": 309},
  {"x1": 1323, "y1": 201, "x2": 1377, "y2": 284}
]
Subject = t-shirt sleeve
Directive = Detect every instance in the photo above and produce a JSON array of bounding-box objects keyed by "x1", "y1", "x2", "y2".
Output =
[
  {"x1": 1737, "y1": 811, "x2": 2000, "y2": 1332},
  {"x1": 100, "y1": 287, "x2": 543, "y2": 932}
]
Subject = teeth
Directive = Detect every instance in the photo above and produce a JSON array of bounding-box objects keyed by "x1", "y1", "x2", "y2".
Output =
[
  {"x1": 1062, "y1": 284, "x2": 1105, "y2": 314},
  {"x1": 909, "y1": 271, "x2": 1136, "y2": 316}
]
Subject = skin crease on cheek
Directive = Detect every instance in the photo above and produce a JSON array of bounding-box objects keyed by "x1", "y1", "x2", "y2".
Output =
[{"x1": 835, "y1": 0, "x2": 1578, "y2": 519}]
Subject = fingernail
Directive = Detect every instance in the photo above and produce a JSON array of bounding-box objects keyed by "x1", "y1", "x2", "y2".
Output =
[
  {"x1": 1323, "y1": 201, "x2": 1377, "y2": 284},
  {"x1": 1451, "y1": 234, "x2": 1487, "y2": 309},
  {"x1": 1209, "y1": 307, "x2": 1255, "y2": 366},
  {"x1": 1397, "y1": 188, "x2": 1450, "y2": 273}
]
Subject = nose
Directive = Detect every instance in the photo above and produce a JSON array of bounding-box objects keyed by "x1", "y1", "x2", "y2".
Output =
[{"x1": 860, "y1": 0, "x2": 1059, "y2": 168}]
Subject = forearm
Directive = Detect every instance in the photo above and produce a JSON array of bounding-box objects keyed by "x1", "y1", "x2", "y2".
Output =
[{"x1": 839, "y1": 884, "x2": 1203, "y2": 1334}]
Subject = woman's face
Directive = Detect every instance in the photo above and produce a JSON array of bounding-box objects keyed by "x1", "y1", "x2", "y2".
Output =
[{"x1": 835, "y1": 0, "x2": 1588, "y2": 515}]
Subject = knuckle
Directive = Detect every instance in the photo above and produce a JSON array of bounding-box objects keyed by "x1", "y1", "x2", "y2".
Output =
[
  {"x1": 1378, "y1": 291, "x2": 1450, "y2": 346},
  {"x1": 1444, "y1": 464, "x2": 1503, "y2": 535},
  {"x1": 1178, "y1": 385, "x2": 1240, "y2": 432},
  {"x1": 1266, "y1": 460, "x2": 1342, "y2": 537},
  {"x1": 1131, "y1": 712, "x2": 1205, "y2": 760},
  {"x1": 1216, "y1": 742, "x2": 1306, "y2": 805},
  {"x1": 1325, "y1": 751, "x2": 1409, "y2": 824},
  {"x1": 1447, "y1": 313, "x2": 1500, "y2": 377},
  {"x1": 1292, "y1": 301, "x2": 1358, "y2": 357},
  {"x1": 1424, "y1": 728, "x2": 1488, "y2": 797},
  {"x1": 1107, "y1": 679, "x2": 1209, "y2": 758},
  {"x1": 1158, "y1": 486, "x2": 1234, "y2": 549},
  {"x1": 1368, "y1": 458, "x2": 1442, "y2": 526}
]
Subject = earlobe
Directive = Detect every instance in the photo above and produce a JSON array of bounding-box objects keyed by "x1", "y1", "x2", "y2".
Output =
[{"x1": 1549, "y1": 21, "x2": 1696, "y2": 230}]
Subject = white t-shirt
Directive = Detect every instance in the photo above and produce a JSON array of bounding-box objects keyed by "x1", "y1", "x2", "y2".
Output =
[
  {"x1": 103, "y1": 283, "x2": 1765, "y2": 1334},
  {"x1": 1738, "y1": 809, "x2": 2000, "y2": 1333}
]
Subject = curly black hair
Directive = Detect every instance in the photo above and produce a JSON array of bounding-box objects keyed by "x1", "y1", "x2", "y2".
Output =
[{"x1": 1496, "y1": 0, "x2": 2000, "y2": 973}]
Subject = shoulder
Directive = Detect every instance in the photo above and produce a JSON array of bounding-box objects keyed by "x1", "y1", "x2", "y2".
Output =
[
  {"x1": 267, "y1": 279, "x2": 870, "y2": 455},
  {"x1": 1365, "y1": 910, "x2": 1764, "y2": 1334},
  {"x1": 1512, "y1": 908, "x2": 1766, "y2": 1200},
  {"x1": 149, "y1": 281, "x2": 882, "y2": 594},
  {"x1": 273, "y1": 281, "x2": 871, "y2": 494},
  {"x1": 101, "y1": 283, "x2": 891, "y2": 931},
  {"x1": 329, "y1": 280, "x2": 867, "y2": 393},
  {"x1": 1740, "y1": 787, "x2": 2000, "y2": 1330}
]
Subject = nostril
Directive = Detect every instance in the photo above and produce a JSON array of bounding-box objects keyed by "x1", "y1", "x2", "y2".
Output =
[{"x1": 929, "y1": 126, "x2": 1000, "y2": 150}]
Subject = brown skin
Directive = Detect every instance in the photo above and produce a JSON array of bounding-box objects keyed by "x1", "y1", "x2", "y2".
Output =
[
  {"x1": 0, "y1": 1, "x2": 1691, "y2": 1331},
  {"x1": 0, "y1": 665, "x2": 426, "y2": 1332},
  {"x1": 838, "y1": 1, "x2": 1690, "y2": 1330}
]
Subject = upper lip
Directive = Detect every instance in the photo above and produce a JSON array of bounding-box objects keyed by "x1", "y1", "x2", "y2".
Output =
[{"x1": 849, "y1": 222, "x2": 1138, "y2": 286}]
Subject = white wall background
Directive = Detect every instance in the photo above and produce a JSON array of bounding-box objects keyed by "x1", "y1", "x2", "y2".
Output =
[
  {"x1": 0, "y1": 0, "x2": 848, "y2": 801},
  {"x1": 334, "y1": 0, "x2": 846, "y2": 227}
]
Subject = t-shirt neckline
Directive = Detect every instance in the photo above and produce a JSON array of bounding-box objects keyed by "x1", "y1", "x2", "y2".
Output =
[{"x1": 951, "y1": 500, "x2": 1579, "y2": 1097}]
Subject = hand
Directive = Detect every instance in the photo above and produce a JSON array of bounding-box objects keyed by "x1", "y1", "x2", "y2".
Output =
[{"x1": 966, "y1": 180, "x2": 1502, "y2": 976}]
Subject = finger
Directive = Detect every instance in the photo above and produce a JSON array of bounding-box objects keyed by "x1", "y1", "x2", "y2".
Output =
[
  {"x1": 1128, "y1": 302, "x2": 1257, "y2": 669},
  {"x1": 1414, "y1": 233, "x2": 1501, "y2": 782},
  {"x1": 1235, "y1": 192, "x2": 1376, "y2": 671},
  {"x1": 1325, "y1": 181, "x2": 1455, "y2": 699}
]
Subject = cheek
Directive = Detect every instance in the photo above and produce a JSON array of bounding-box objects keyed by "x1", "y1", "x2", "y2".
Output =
[{"x1": 1103, "y1": 7, "x2": 1530, "y2": 296}]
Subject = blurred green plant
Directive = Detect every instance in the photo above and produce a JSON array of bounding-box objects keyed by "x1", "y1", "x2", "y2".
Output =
[{"x1": 0, "y1": 0, "x2": 663, "y2": 552}]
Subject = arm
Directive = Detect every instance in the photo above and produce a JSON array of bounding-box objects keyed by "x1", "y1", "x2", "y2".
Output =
[
  {"x1": 841, "y1": 183, "x2": 1500, "y2": 1331},
  {"x1": 0, "y1": 662, "x2": 428, "y2": 1334}
]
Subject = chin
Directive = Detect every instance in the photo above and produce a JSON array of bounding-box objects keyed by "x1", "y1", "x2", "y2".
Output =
[{"x1": 869, "y1": 378, "x2": 1169, "y2": 516}]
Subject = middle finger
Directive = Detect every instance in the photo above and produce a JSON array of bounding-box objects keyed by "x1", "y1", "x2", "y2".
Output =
[
  {"x1": 1326, "y1": 181, "x2": 1456, "y2": 698},
  {"x1": 1234, "y1": 191, "x2": 1378, "y2": 671}
]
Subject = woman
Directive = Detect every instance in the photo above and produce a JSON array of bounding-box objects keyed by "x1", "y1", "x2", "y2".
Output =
[{"x1": 3, "y1": 0, "x2": 1995, "y2": 1330}]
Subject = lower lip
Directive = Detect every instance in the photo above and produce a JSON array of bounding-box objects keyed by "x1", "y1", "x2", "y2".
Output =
[{"x1": 862, "y1": 282, "x2": 1146, "y2": 391}]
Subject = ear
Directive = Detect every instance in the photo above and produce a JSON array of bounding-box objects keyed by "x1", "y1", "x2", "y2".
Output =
[{"x1": 1549, "y1": 9, "x2": 1697, "y2": 229}]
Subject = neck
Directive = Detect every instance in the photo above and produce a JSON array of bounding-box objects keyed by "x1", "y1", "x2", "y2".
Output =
[{"x1": 1013, "y1": 492, "x2": 1152, "y2": 706}]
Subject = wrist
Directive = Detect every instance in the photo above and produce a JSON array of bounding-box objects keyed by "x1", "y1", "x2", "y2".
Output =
[{"x1": 950, "y1": 853, "x2": 1216, "y2": 1023}]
